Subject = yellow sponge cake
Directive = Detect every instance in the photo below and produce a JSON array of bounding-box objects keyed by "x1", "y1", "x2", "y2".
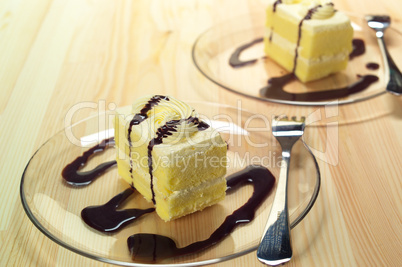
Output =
[
  {"x1": 265, "y1": 0, "x2": 353, "y2": 82},
  {"x1": 114, "y1": 95, "x2": 227, "y2": 221}
]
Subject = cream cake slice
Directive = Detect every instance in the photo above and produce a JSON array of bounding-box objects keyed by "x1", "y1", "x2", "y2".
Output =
[
  {"x1": 114, "y1": 95, "x2": 227, "y2": 221},
  {"x1": 265, "y1": 0, "x2": 353, "y2": 82}
]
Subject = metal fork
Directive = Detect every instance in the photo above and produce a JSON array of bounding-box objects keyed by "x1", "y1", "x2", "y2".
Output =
[
  {"x1": 257, "y1": 115, "x2": 305, "y2": 265},
  {"x1": 366, "y1": 15, "x2": 402, "y2": 95}
]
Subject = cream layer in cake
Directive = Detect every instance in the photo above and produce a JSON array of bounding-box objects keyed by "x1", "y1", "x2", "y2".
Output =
[
  {"x1": 114, "y1": 95, "x2": 227, "y2": 221},
  {"x1": 265, "y1": 0, "x2": 353, "y2": 82}
]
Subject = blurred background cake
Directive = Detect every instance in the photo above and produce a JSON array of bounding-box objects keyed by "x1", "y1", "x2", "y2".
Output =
[{"x1": 265, "y1": 0, "x2": 353, "y2": 82}]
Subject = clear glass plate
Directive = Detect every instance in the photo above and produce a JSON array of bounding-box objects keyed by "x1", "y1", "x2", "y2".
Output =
[
  {"x1": 20, "y1": 102, "x2": 319, "y2": 266},
  {"x1": 192, "y1": 13, "x2": 402, "y2": 105}
]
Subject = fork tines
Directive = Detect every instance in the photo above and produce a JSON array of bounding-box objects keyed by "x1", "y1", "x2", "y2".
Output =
[
  {"x1": 365, "y1": 15, "x2": 391, "y2": 23},
  {"x1": 272, "y1": 116, "x2": 306, "y2": 136},
  {"x1": 273, "y1": 115, "x2": 305, "y2": 122}
]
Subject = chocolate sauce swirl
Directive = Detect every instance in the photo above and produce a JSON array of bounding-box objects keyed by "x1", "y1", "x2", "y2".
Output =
[
  {"x1": 127, "y1": 165, "x2": 275, "y2": 262},
  {"x1": 366, "y1": 62, "x2": 379, "y2": 70},
  {"x1": 62, "y1": 137, "x2": 116, "y2": 186},
  {"x1": 260, "y1": 74, "x2": 379, "y2": 101},
  {"x1": 81, "y1": 188, "x2": 155, "y2": 232},
  {"x1": 349, "y1": 39, "x2": 366, "y2": 59},
  {"x1": 229, "y1": 37, "x2": 264, "y2": 68}
]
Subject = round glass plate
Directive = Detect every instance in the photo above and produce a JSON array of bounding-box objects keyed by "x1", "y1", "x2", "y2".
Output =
[
  {"x1": 192, "y1": 12, "x2": 402, "y2": 105},
  {"x1": 21, "y1": 102, "x2": 319, "y2": 266}
]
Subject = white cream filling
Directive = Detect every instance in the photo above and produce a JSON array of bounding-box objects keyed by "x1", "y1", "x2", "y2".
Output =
[{"x1": 265, "y1": 28, "x2": 350, "y2": 65}]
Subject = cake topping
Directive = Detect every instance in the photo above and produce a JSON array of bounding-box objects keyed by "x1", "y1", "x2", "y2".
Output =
[
  {"x1": 128, "y1": 95, "x2": 213, "y2": 205},
  {"x1": 350, "y1": 38, "x2": 366, "y2": 59},
  {"x1": 299, "y1": 0, "x2": 335, "y2": 20},
  {"x1": 128, "y1": 95, "x2": 169, "y2": 143},
  {"x1": 62, "y1": 137, "x2": 116, "y2": 186},
  {"x1": 273, "y1": 0, "x2": 282, "y2": 12},
  {"x1": 130, "y1": 95, "x2": 202, "y2": 143},
  {"x1": 259, "y1": 74, "x2": 379, "y2": 101}
]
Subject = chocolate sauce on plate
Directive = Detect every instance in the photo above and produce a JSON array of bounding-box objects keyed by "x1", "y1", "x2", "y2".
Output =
[
  {"x1": 349, "y1": 39, "x2": 366, "y2": 59},
  {"x1": 81, "y1": 188, "x2": 155, "y2": 232},
  {"x1": 260, "y1": 74, "x2": 379, "y2": 101},
  {"x1": 127, "y1": 165, "x2": 275, "y2": 262},
  {"x1": 62, "y1": 137, "x2": 116, "y2": 186},
  {"x1": 228, "y1": 37, "x2": 264, "y2": 68},
  {"x1": 62, "y1": 138, "x2": 276, "y2": 262},
  {"x1": 366, "y1": 62, "x2": 380, "y2": 70}
]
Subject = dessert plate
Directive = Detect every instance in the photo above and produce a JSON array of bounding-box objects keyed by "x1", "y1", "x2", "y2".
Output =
[
  {"x1": 192, "y1": 13, "x2": 402, "y2": 105},
  {"x1": 21, "y1": 102, "x2": 320, "y2": 266}
]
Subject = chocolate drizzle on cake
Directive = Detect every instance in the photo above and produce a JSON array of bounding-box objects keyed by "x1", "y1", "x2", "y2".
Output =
[
  {"x1": 186, "y1": 116, "x2": 210, "y2": 130},
  {"x1": 273, "y1": 0, "x2": 282, "y2": 12},
  {"x1": 147, "y1": 117, "x2": 210, "y2": 204},
  {"x1": 293, "y1": 5, "x2": 322, "y2": 73},
  {"x1": 128, "y1": 95, "x2": 170, "y2": 143},
  {"x1": 62, "y1": 137, "x2": 116, "y2": 186},
  {"x1": 127, "y1": 95, "x2": 169, "y2": 183},
  {"x1": 268, "y1": 1, "x2": 282, "y2": 43},
  {"x1": 147, "y1": 120, "x2": 180, "y2": 204}
]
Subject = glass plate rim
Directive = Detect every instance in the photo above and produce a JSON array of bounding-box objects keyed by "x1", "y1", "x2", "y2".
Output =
[
  {"x1": 191, "y1": 13, "x2": 390, "y2": 106},
  {"x1": 20, "y1": 101, "x2": 320, "y2": 266}
]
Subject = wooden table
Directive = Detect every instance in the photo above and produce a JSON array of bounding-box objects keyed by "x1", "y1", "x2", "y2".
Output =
[{"x1": 1, "y1": 0, "x2": 401, "y2": 266}]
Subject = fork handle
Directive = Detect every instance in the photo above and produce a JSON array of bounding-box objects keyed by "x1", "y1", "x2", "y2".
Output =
[
  {"x1": 377, "y1": 35, "x2": 402, "y2": 95},
  {"x1": 257, "y1": 150, "x2": 292, "y2": 265}
]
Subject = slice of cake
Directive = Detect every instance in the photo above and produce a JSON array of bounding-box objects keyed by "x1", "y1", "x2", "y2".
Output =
[
  {"x1": 114, "y1": 95, "x2": 227, "y2": 221},
  {"x1": 264, "y1": 0, "x2": 353, "y2": 82}
]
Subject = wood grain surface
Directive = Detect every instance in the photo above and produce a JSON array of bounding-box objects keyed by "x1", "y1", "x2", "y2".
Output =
[{"x1": 0, "y1": 0, "x2": 401, "y2": 266}]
